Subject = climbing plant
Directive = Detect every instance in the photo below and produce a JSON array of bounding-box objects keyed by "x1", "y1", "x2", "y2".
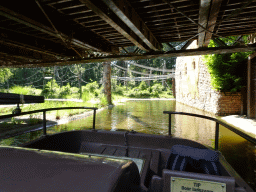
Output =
[{"x1": 203, "y1": 37, "x2": 252, "y2": 92}]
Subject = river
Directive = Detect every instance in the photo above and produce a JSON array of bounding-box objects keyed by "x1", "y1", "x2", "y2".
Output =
[{"x1": 0, "y1": 99, "x2": 255, "y2": 189}]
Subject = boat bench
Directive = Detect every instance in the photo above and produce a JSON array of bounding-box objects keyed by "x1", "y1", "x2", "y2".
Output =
[{"x1": 79, "y1": 141, "x2": 161, "y2": 190}]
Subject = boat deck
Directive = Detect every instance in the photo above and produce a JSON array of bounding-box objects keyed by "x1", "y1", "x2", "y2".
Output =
[{"x1": 21, "y1": 130, "x2": 254, "y2": 192}]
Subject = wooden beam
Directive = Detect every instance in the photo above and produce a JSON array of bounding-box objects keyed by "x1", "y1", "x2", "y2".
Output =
[
  {"x1": 15, "y1": 43, "x2": 256, "y2": 67},
  {"x1": 198, "y1": 0, "x2": 211, "y2": 47},
  {"x1": 0, "y1": 28, "x2": 75, "y2": 57},
  {"x1": 203, "y1": 0, "x2": 222, "y2": 47},
  {"x1": 0, "y1": 5, "x2": 112, "y2": 53},
  {"x1": 101, "y1": 0, "x2": 162, "y2": 51},
  {"x1": 0, "y1": 40, "x2": 61, "y2": 58},
  {"x1": 79, "y1": 0, "x2": 150, "y2": 51}
]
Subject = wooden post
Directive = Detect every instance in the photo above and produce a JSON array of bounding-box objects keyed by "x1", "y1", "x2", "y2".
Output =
[
  {"x1": 124, "y1": 61, "x2": 127, "y2": 88},
  {"x1": 172, "y1": 78, "x2": 176, "y2": 98},
  {"x1": 241, "y1": 86, "x2": 247, "y2": 115},
  {"x1": 148, "y1": 69, "x2": 152, "y2": 86},
  {"x1": 247, "y1": 53, "x2": 256, "y2": 118},
  {"x1": 103, "y1": 62, "x2": 112, "y2": 105},
  {"x1": 162, "y1": 60, "x2": 166, "y2": 87}
]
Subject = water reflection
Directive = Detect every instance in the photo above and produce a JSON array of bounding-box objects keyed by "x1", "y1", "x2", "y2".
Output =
[
  {"x1": 0, "y1": 99, "x2": 255, "y2": 189},
  {"x1": 174, "y1": 103, "x2": 216, "y2": 148}
]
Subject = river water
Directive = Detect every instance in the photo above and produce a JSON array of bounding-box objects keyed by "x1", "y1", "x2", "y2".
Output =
[{"x1": 1, "y1": 99, "x2": 255, "y2": 189}]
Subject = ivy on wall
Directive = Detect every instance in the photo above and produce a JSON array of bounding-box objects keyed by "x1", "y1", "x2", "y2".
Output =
[{"x1": 203, "y1": 37, "x2": 252, "y2": 92}]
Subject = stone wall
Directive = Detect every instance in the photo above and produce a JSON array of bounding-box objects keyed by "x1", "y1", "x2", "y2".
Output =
[{"x1": 175, "y1": 40, "x2": 242, "y2": 116}]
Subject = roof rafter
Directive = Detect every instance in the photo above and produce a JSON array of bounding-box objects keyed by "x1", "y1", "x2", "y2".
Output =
[
  {"x1": 0, "y1": 5, "x2": 112, "y2": 53},
  {"x1": 101, "y1": 0, "x2": 162, "y2": 51},
  {"x1": 79, "y1": 0, "x2": 150, "y2": 51}
]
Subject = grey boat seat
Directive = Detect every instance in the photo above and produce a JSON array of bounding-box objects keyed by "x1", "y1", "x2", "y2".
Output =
[{"x1": 165, "y1": 144, "x2": 222, "y2": 176}]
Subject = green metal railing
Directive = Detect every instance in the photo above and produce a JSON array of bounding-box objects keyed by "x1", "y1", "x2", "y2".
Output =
[
  {"x1": 0, "y1": 107, "x2": 98, "y2": 139},
  {"x1": 163, "y1": 111, "x2": 256, "y2": 151}
]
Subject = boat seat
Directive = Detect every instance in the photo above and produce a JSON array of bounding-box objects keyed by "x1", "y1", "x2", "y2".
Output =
[{"x1": 165, "y1": 145, "x2": 221, "y2": 176}]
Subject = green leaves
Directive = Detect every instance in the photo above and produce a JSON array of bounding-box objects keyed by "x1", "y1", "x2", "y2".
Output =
[
  {"x1": 203, "y1": 38, "x2": 251, "y2": 92},
  {"x1": 0, "y1": 68, "x2": 12, "y2": 83}
]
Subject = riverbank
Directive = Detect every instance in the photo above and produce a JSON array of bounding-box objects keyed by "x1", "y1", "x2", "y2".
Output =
[{"x1": 221, "y1": 115, "x2": 256, "y2": 137}]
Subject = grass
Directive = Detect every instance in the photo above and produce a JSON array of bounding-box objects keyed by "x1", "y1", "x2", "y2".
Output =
[
  {"x1": 0, "y1": 100, "x2": 99, "y2": 137},
  {"x1": 0, "y1": 100, "x2": 98, "y2": 120}
]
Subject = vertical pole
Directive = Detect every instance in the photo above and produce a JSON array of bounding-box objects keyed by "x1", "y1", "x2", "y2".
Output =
[
  {"x1": 79, "y1": 66, "x2": 82, "y2": 99},
  {"x1": 148, "y1": 69, "x2": 152, "y2": 86},
  {"x1": 247, "y1": 54, "x2": 256, "y2": 118},
  {"x1": 93, "y1": 109, "x2": 96, "y2": 130},
  {"x1": 43, "y1": 110, "x2": 47, "y2": 136},
  {"x1": 125, "y1": 62, "x2": 128, "y2": 89},
  {"x1": 215, "y1": 122, "x2": 219, "y2": 151},
  {"x1": 168, "y1": 114, "x2": 172, "y2": 136},
  {"x1": 162, "y1": 60, "x2": 166, "y2": 87}
]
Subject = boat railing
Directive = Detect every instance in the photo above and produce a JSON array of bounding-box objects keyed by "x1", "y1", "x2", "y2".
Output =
[
  {"x1": 163, "y1": 111, "x2": 256, "y2": 151},
  {"x1": 0, "y1": 107, "x2": 98, "y2": 139}
]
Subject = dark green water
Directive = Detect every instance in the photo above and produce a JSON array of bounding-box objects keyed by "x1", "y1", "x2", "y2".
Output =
[{"x1": 1, "y1": 99, "x2": 255, "y2": 189}]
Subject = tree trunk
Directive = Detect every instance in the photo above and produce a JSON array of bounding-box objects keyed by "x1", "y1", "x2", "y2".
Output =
[{"x1": 103, "y1": 62, "x2": 112, "y2": 105}]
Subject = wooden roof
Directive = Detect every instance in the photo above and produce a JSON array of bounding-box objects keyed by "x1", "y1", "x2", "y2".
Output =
[{"x1": 0, "y1": 0, "x2": 256, "y2": 67}]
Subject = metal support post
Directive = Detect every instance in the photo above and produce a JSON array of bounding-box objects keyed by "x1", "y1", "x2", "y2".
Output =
[
  {"x1": 93, "y1": 109, "x2": 96, "y2": 130},
  {"x1": 168, "y1": 114, "x2": 172, "y2": 136},
  {"x1": 43, "y1": 110, "x2": 47, "y2": 136},
  {"x1": 215, "y1": 122, "x2": 219, "y2": 151}
]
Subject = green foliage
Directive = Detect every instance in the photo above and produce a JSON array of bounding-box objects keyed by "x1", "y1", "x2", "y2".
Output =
[
  {"x1": 138, "y1": 81, "x2": 148, "y2": 90},
  {"x1": 122, "y1": 81, "x2": 173, "y2": 98},
  {"x1": 28, "y1": 118, "x2": 42, "y2": 125},
  {"x1": 99, "y1": 94, "x2": 108, "y2": 107},
  {"x1": 11, "y1": 118, "x2": 24, "y2": 125},
  {"x1": 10, "y1": 86, "x2": 41, "y2": 95},
  {"x1": 82, "y1": 91, "x2": 94, "y2": 102},
  {"x1": 41, "y1": 79, "x2": 60, "y2": 98},
  {"x1": 0, "y1": 68, "x2": 13, "y2": 83},
  {"x1": 59, "y1": 83, "x2": 72, "y2": 98},
  {"x1": 203, "y1": 38, "x2": 252, "y2": 92},
  {"x1": 112, "y1": 84, "x2": 126, "y2": 95},
  {"x1": 82, "y1": 81, "x2": 99, "y2": 92},
  {"x1": 151, "y1": 83, "x2": 164, "y2": 93}
]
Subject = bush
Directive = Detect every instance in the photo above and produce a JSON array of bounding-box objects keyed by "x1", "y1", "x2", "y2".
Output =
[
  {"x1": 10, "y1": 86, "x2": 41, "y2": 95},
  {"x1": 138, "y1": 81, "x2": 148, "y2": 91},
  {"x1": 83, "y1": 81, "x2": 99, "y2": 93},
  {"x1": 82, "y1": 92, "x2": 93, "y2": 102},
  {"x1": 59, "y1": 83, "x2": 72, "y2": 98},
  {"x1": 113, "y1": 84, "x2": 125, "y2": 95},
  {"x1": 41, "y1": 79, "x2": 60, "y2": 98},
  {"x1": 151, "y1": 83, "x2": 164, "y2": 93},
  {"x1": 203, "y1": 38, "x2": 251, "y2": 92},
  {"x1": 203, "y1": 52, "x2": 249, "y2": 92}
]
